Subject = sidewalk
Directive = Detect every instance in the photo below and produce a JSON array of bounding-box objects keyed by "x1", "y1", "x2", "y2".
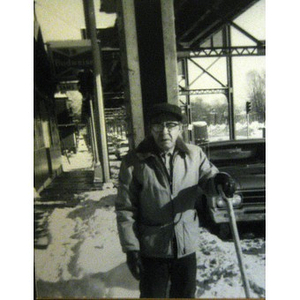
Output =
[
  {"x1": 34, "y1": 134, "x2": 140, "y2": 298},
  {"x1": 34, "y1": 135, "x2": 104, "y2": 249}
]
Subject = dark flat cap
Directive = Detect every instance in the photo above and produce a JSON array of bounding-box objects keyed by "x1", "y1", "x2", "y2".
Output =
[{"x1": 149, "y1": 103, "x2": 183, "y2": 122}]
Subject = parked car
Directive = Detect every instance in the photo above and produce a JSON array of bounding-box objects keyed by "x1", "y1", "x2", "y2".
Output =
[
  {"x1": 199, "y1": 138, "x2": 265, "y2": 229},
  {"x1": 115, "y1": 140, "x2": 129, "y2": 160}
]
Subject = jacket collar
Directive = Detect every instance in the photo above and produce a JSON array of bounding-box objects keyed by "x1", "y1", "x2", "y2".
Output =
[{"x1": 135, "y1": 136, "x2": 190, "y2": 161}]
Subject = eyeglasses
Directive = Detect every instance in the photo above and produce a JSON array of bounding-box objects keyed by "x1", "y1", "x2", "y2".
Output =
[{"x1": 151, "y1": 122, "x2": 180, "y2": 132}]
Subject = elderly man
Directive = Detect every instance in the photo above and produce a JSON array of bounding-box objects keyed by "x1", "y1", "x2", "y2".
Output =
[{"x1": 115, "y1": 103, "x2": 235, "y2": 298}]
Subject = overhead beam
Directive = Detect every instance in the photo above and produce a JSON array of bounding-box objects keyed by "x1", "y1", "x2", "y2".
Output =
[
  {"x1": 178, "y1": 44, "x2": 266, "y2": 58},
  {"x1": 179, "y1": 88, "x2": 228, "y2": 96},
  {"x1": 229, "y1": 21, "x2": 262, "y2": 45},
  {"x1": 177, "y1": 9, "x2": 212, "y2": 43}
]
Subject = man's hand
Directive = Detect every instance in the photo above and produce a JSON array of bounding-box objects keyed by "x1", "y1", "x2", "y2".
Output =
[
  {"x1": 126, "y1": 250, "x2": 143, "y2": 280},
  {"x1": 214, "y1": 172, "x2": 236, "y2": 198}
]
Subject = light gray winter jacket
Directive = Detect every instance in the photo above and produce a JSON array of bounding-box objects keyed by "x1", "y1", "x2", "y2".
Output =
[{"x1": 115, "y1": 136, "x2": 219, "y2": 258}]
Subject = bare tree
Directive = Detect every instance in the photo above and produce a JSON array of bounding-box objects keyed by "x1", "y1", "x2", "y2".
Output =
[
  {"x1": 246, "y1": 70, "x2": 266, "y2": 122},
  {"x1": 191, "y1": 96, "x2": 228, "y2": 125}
]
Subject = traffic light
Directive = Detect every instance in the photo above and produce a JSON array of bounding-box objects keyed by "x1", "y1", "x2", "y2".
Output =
[{"x1": 246, "y1": 101, "x2": 252, "y2": 114}]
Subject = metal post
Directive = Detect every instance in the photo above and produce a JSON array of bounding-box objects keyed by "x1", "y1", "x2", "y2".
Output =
[
  {"x1": 247, "y1": 113, "x2": 250, "y2": 138},
  {"x1": 85, "y1": 0, "x2": 110, "y2": 182},
  {"x1": 89, "y1": 100, "x2": 103, "y2": 182},
  {"x1": 183, "y1": 58, "x2": 193, "y2": 143},
  {"x1": 224, "y1": 25, "x2": 235, "y2": 140},
  {"x1": 227, "y1": 199, "x2": 251, "y2": 297},
  {"x1": 88, "y1": 117, "x2": 96, "y2": 162},
  {"x1": 218, "y1": 186, "x2": 251, "y2": 298}
]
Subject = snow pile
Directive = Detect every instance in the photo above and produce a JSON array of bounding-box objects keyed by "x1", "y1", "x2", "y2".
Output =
[
  {"x1": 235, "y1": 121, "x2": 265, "y2": 139},
  {"x1": 207, "y1": 124, "x2": 229, "y2": 141}
]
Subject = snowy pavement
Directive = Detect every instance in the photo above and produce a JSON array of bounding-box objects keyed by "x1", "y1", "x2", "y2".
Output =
[
  {"x1": 35, "y1": 196, "x2": 265, "y2": 298},
  {"x1": 35, "y1": 189, "x2": 140, "y2": 298},
  {"x1": 34, "y1": 132, "x2": 265, "y2": 299}
]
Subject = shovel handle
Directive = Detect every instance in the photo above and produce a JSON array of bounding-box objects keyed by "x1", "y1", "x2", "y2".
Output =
[{"x1": 217, "y1": 185, "x2": 251, "y2": 298}]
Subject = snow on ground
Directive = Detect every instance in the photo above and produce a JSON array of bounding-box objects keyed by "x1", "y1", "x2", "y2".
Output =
[
  {"x1": 195, "y1": 228, "x2": 265, "y2": 298},
  {"x1": 35, "y1": 199, "x2": 265, "y2": 298},
  {"x1": 208, "y1": 121, "x2": 265, "y2": 141},
  {"x1": 35, "y1": 189, "x2": 140, "y2": 298},
  {"x1": 61, "y1": 136, "x2": 94, "y2": 172},
  {"x1": 35, "y1": 128, "x2": 265, "y2": 299}
]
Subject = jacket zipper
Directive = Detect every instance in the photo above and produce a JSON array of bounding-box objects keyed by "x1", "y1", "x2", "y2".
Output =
[
  {"x1": 154, "y1": 154, "x2": 180, "y2": 257},
  {"x1": 154, "y1": 155, "x2": 172, "y2": 193}
]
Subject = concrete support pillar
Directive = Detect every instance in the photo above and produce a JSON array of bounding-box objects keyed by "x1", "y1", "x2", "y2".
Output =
[
  {"x1": 117, "y1": 0, "x2": 179, "y2": 141},
  {"x1": 116, "y1": 0, "x2": 145, "y2": 148},
  {"x1": 161, "y1": 0, "x2": 179, "y2": 106}
]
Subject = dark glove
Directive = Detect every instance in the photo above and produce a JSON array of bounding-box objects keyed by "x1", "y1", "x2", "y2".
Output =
[
  {"x1": 214, "y1": 172, "x2": 236, "y2": 198},
  {"x1": 126, "y1": 250, "x2": 143, "y2": 280}
]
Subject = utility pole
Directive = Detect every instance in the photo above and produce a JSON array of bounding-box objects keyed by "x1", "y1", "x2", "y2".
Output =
[{"x1": 83, "y1": 0, "x2": 110, "y2": 183}]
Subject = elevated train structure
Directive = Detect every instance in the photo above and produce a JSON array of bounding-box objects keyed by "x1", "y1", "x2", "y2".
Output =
[{"x1": 34, "y1": 0, "x2": 265, "y2": 192}]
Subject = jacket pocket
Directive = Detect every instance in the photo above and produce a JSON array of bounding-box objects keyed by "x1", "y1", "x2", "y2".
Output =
[
  {"x1": 138, "y1": 223, "x2": 174, "y2": 257},
  {"x1": 178, "y1": 210, "x2": 199, "y2": 256}
]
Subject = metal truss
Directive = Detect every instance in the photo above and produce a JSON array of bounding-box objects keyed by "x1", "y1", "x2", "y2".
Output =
[
  {"x1": 178, "y1": 44, "x2": 265, "y2": 58},
  {"x1": 179, "y1": 87, "x2": 227, "y2": 96}
]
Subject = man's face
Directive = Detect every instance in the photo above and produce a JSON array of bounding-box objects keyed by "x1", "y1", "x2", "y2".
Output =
[{"x1": 150, "y1": 114, "x2": 182, "y2": 152}]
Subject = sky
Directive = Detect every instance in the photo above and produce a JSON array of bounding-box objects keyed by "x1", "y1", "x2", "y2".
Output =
[{"x1": 35, "y1": 0, "x2": 117, "y2": 41}]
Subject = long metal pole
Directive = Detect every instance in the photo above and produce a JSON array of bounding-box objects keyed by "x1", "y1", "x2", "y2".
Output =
[
  {"x1": 218, "y1": 186, "x2": 251, "y2": 298},
  {"x1": 183, "y1": 58, "x2": 193, "y2": 143},
  {"x1": 224, "y1": 25, "x2": 235, "y2": 140},
  {"x1": 88, "y1": 118, "x2": 96, "y2": 160},
  {"x1": 247, "y1": 113, "x2": 250, "y2": 138},
  {"x1": 89, "y1": 101, "x2": 99, "y2": 163},
  {"x1": 85, "y1": 0, "x2": 110, "y2": 182}
]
